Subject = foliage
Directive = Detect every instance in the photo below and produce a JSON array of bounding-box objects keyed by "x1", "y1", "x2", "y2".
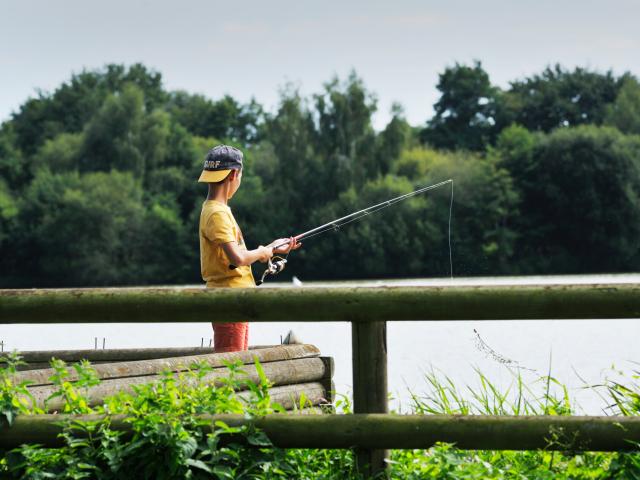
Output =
[
  {"x1": 0, "y1": 356, "x2": 359, "y2": 479},
  {"x1": 1, "y1": 62, "x2": 640, "y2": 286},
  {"x1": 507, "y1": 65, "x2": 625, "y2": 132},
  {"x1": 393, "y1": 367, "x2": 640, "y2": 480},
  {"x1": 4, "y1": 170, "x2": 192, "y2": 286},
  {"x1": 420, "y1": 61, "x2": 507, "y2": 151},
  {"x1": 167, "y1": 92, "x2": 264, "y2": 145},
  {"x1": 375, "y1": 103, "x2": 411, "y2": 176},
  {"x1": 10, "y1": 64, "x2": 165, "y2": 157},
  {"x1": 605, "y1": 76, "x2": 640, "y2": 135},
  {"x1": 0, "y1": 180, "x2": 17, "y2": 246},
  {"x1": 314, "y1": 72, "x2": 379, "y2": 193},
  {"x1": 0, "y1": 125, "x2": 25, "y2": 188},
  {"x1": 420, "y1": 62, "x2": 633, "y2": 151},
  {"x1": 0, "y1": 352, "x2": 41, "y2": 426},
  {"x1": 260, "y1": 87, "x2": 323, "y2": 228},
  {"x1": 299, "y1": 146, "x2": 518, "y2": 279},
  {"x1": 494, "y1": 125, "x2": 640, "y2": 273},
  {"x1": 1, "y1": 357, "x2": 640, "y2": 479},
  {"x1": 411, "y1": 368, "x2": 572, "y2": 416}
]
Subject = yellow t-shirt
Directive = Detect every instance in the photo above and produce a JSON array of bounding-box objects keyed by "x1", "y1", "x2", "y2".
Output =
[{"x1": 199, "y1": 200, "x2": 256, "y2": 288}]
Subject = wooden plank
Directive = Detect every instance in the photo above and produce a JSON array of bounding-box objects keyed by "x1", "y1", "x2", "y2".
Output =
[
  {"x1": 12, "y1": 344, "x2": 320, "y2": 387},
  {"x1": 257, "y1": 382, "x2": 327, "y2": 411},
  {"x1": 2, "y1": 345, "x2": 278, "y2": 364},
  {"x1": 319, "y1": 357, "x2": 335, "y2": 404},
  {"x1": 3, "y1": 414, "x2": 640, "y2": 451},
  {"x1": 2, "y1": 283, "x2": 640, "y2": 324},
  {"x1": 352, "y1": 321, "x2": 389, "y2": 477},
  {"x1": 5, "y1": 347, "x2": 220, "y2": 363},
  {"x1": 23, "y1": 358, "x2": 328, "y2": 411}
]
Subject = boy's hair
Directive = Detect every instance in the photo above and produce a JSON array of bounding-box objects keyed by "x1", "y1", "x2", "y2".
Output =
[{"x1": 198, "y1": 145, "x2": 243, "y2": 183}]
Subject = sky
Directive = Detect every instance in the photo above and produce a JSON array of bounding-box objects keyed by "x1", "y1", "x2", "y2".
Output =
[{"x1": 1, "y1": 0, "x2": 639, "y2": 130}]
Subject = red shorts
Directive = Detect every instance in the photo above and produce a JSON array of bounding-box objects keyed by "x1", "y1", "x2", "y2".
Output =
[{"x1": 212, "y1": 322, "x2": 249, "y2": 352}]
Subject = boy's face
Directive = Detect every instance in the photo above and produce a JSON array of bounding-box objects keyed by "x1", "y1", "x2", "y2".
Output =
[{"x1": 227, "y1": 169, "x2": 242, "y2": 199}]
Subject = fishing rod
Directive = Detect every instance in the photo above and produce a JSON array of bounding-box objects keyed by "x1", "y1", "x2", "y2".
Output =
[
  {"x1": 275, "y1": 178, "x2": 453, "y2": 250},
  {"x1": 232, "y1": 179, "x2": 454, "y2": 284}
]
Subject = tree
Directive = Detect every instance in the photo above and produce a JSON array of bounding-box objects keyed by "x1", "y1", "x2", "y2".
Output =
[
  {"x1": 81, "y1": 84, "x2": 146, "y2": 175},
  {"x1": 297, "y1": 147, "x2": 518, "y2": 280},
  {"x1": 394, "y1": 147, "x2": 443, "y2": 180},
  {"x1": 10, "y1": 170, "x2": 195, "y2": 287},
  {"x1": 0, "y1": 180, "x2": 18, "y2": 285},
  {"x1": 314, "y1": 72, "x2": 378, "y2": 189},
  {"x1": 10, "y1": 63, "x2": 165, "y2": 156},
  {"x1": 375, "y1": 103, "x2": 410, "y2": 176},
  {"x1": 3, "y1": 61, "x2": 639, "y2": 287},
  {"x1": 81, "y1": 84, "x2": 173, "y2": 179},
  {"x1": 605, "y1": 75, "x2": 640, "y2": 135},
  {"x1": 10, "y1": 171, "x2": 138, "y2": 286},
  {"x1": 507, "y1": 65, "x2": 624, "y2": 132},
  {"x1": 495, "y1": 125, "x2": 640, "y2": 273},
  {"x1": 166, "y1": 92, "x2": 264, "y2": 146},
  {"x1": 165, "y1": 91, "x2": 213, "y2": 137},
  {"x1": 403, "y1": 148, "x2": 518, "y2": 275},
  {"x1": 298, "y1": 175, "x2": 427, "y2": 279},
  {"x1": 490, "y1": 124, "x2": 538, "y2": 180},
  {"x1": 136, "y1": 200, "x2": 194, "y2": 283},
  {"x1": 0, "y1": 180, "x2": 17, "y2": 245},
  {"x1": 0, "y1": 124, "x2": 25, "y2": 187},
  {"x1": 262, "y1": 87, "x2": 323, "y2": 225},
  {"x1": 421, "y1": 61, "x2": 506, "y2": 151},
  {"x1": 33, "y1": 132, "x2": 84, "y2": 173}
]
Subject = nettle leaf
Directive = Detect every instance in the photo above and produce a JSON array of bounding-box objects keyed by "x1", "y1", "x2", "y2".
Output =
[
  {"x1": 246, "y1": 429, "x2": 272, "y2": 447},
  {"x1": 180, "y1": 436, "x2": 198, "y2": 457},
  {"x1": 212, "y1": 465, "x2": 235, "y2": 479},
  {"x1": 254, "y1": 358, "x2": 268, "y2": 386},
  {"x1": 2, "y1": 409, "x2": 14, "y2": 425},
  {"x1": 186, "y1": 458, "x2": 212, "y2": 473}
]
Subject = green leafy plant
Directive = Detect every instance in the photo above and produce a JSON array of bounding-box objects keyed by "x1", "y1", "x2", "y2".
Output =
[
  {"x1": 0, "y1": 352, "x2": 42, "y2": 426},
  {"x1": 1, "y1": 357, "x2": 640, "y2": 479}
]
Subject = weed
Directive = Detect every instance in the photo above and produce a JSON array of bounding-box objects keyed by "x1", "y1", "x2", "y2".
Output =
[{"x1": 0, "y1": 355, "x2": 639, "y2": 479}]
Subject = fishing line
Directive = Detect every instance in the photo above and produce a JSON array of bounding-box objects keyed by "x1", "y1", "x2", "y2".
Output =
[
  {"x1": 448, "y1": 180, "x2": 454, "y2": 279},
  {"x1": 247, "y1": 178, "x2": 455, "y2": 283},
  {"x1": 473, "y1": 329, "x2": 537, "y2": 373},
  {"x1": 287, "y1": 178, "x2": 455, "y2": 279}
]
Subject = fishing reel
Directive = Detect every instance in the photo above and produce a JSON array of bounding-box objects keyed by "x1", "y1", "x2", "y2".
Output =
[{"x1": 257, "y1": 255, "x2": 287, "y2": 286}]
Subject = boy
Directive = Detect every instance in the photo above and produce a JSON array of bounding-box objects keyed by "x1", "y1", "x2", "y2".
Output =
[{"x1": 198, "y1": 144, "x2": 299, "y2": 352}]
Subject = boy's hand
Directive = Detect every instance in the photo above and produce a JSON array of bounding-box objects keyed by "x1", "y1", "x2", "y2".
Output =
[
  {"x1": 270, "y1": 237, "x2": 302, "y2": 255},
  {"x1": 257, "y1": 245, "x2": 273, "y2": 263}
]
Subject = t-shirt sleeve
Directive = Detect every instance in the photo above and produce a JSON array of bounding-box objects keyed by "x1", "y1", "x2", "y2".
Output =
[{"x1": 204, "y1": 210, "x2": 236, "y2": 244}]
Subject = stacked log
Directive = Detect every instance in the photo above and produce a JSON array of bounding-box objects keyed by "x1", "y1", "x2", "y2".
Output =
[{"x1": 7, "y1": 345, "x2": 334, "y2": 412}]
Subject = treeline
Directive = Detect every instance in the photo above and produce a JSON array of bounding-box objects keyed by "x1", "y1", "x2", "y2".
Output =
[{"x1": 1, "y1": 62, "x2": 639, "y2": 287}]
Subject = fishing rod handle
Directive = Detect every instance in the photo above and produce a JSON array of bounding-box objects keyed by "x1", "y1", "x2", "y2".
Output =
[{"x1": 272, "y1": 234, "x2": 304, "y2": 250}]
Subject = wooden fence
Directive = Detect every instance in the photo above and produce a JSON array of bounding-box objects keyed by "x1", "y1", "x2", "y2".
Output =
[{"x1": 1, "y1": 283, "x2": 640, "y2": 477}]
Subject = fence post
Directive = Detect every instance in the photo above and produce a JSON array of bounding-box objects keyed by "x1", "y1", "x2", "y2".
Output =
[{"x1": 352, "y1": 320, "x2": 389, "y2": 477}]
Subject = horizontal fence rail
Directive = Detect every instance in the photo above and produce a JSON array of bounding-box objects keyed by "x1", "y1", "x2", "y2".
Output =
[
  {"x1": 2, "y1": 414, "x2": 640, "y2": 451},
  {"x1": 2, "y1": 282, "x2": 640, "y2": 476},
  {"x1": 1, "y1": 283, "x2": 640, "y2": 324}
]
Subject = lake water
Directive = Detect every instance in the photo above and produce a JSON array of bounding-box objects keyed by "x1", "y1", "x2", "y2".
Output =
[{"x1": 2, "y1": 274, "x2": 639, "y2": 414}]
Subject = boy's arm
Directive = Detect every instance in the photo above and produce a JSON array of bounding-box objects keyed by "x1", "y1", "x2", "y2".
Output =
[{"x1": 221, "y1": 241, "x2": 272, "y2": 267}]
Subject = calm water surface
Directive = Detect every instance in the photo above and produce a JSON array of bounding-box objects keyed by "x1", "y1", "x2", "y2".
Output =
[{"x1": 2, "y1": 274, "x2": 639, "y2": 414}]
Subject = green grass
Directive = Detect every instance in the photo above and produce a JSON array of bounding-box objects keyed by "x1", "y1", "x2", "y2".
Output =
[{"x1": 1, "y1": 352, "x2": 639, "y2": 479}]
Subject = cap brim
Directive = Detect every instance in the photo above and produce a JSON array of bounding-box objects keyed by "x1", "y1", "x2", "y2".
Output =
[{"x1": 198, "y1": 169, "x2": 231, "y2": 183}]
